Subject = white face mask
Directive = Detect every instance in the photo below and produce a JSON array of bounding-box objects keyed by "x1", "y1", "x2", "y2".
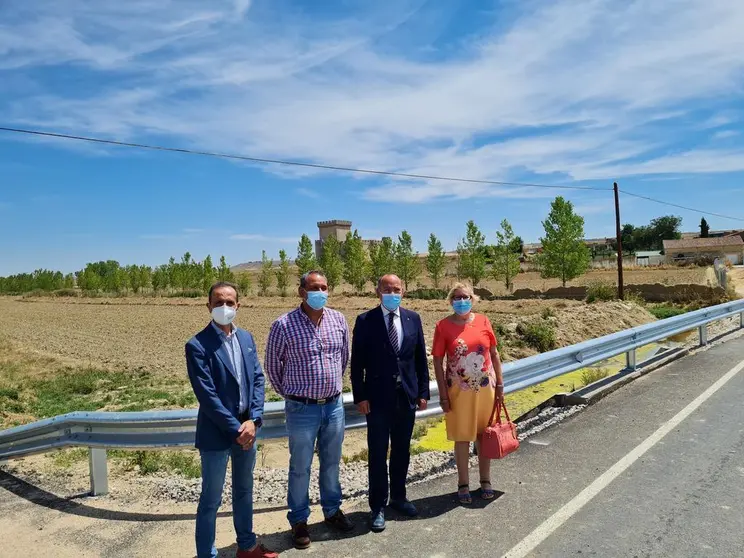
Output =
[{"x1": 211, "y1": 305, "x2": 236, "y2": 326}]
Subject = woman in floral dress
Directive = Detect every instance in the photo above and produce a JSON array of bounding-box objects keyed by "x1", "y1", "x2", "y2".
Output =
[{"x1": 432, "y1": 283, "x2": 504, "y2": 504}]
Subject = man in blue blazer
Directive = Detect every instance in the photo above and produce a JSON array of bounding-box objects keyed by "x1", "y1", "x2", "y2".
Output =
[
  {"x1": 350, "y1": 274, "x2": 430, "y2": 532},
  {"x1": 185, "y1": 282, "x2": 278, "y2": 558}
]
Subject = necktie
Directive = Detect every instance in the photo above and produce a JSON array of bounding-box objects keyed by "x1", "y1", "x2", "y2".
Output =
[{"x1": 388, "y1": 311, "x2": 399, "y2": 354}]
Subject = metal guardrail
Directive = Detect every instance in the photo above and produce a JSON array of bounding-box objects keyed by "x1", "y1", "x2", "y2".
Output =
[{"x1": 2, "y1": 299, "x2": 743, "y2": 495}]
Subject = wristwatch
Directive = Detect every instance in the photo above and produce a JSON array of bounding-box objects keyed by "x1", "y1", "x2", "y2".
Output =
[{"x1": 252, "y1": 417, "x2": 263, "y2": 429}]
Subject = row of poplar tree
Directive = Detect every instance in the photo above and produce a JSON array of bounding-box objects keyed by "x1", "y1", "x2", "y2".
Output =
[
  {"x1": 254, "y1": 195, "x2": 593, "y2": 295},
  {"x1": 0, "y1": 196, "x2": 594, "y2": 296},
  {"x1": 0, "y1": 254, "x2": 238, "y2": 295}
]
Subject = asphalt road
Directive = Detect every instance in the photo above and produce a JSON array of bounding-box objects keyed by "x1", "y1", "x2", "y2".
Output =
[
  {"x1": 1, "y1": 333, "x2": 742, "y2": 557},
  {"x1": 291, "y1": 334, "x2": 744, "y2": 558}
]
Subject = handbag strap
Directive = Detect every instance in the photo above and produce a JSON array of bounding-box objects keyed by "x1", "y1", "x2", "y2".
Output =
[{"x1": 488, "y1": 395, "x2": 512, "y2": 427}]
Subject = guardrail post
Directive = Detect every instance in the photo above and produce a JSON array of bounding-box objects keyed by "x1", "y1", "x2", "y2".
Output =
[
  {"x1": 626, "y1": 348, "x2": 637, "y2": 371},
  {"x1": 699, "y1": 325, "x2": 708, "y2": 347},
  {"x1": 89, "y1": 448, "x2": 108, "y2": 496},
  {"x1": 740, "y1": 312, "x2": 744, "y2": 329}
]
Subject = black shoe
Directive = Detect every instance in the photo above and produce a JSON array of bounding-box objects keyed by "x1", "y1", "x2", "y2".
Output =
[
  {"x1": 325, "y1": 509, "x2": 354, "y2": 532},
  {"x1": 291, "y1": 521, "x2": 311, "y2": 550},
  {"x1": 369, "y1": 509, "x2": 386, "y2": 532},
  {"x1": 389, "y1": 499, "x2": 418, "y2": 517}
]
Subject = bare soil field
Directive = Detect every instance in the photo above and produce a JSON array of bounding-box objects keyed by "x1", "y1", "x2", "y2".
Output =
[
  {"x1": 239, "y1": 266, "x2": 712, "y2": 296},
  {"x1": 0, "y1": 295, "x2": 655, "y2": 382}
]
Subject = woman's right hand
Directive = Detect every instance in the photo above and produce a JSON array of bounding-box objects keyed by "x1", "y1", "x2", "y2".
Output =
[{"x1": 441, "y1": 399, "x2": 452, "y2": 413}]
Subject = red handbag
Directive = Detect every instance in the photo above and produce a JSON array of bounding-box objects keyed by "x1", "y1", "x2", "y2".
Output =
[{"x1": 480, "y1": 397, "x2": 519, "y2": 459}]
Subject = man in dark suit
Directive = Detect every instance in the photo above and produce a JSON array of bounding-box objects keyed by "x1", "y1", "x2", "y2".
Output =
[
  {"x1": 350, "y1": 274, "x2": 430, "y2": 532},
  {"x1": 185, "y1": 281, "x2": 278, "y2": 558}
]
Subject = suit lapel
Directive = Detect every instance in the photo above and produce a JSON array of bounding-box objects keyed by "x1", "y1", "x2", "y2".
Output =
[
  {"x1": 236, "y1": 329, "x2": 253, "y2": 385},
  {"x1": 399, "y1": 308, "x2": 413, "y2": 353},
  {"x1": 212, "y1": 326, "x2": 239, "y2": 382}
]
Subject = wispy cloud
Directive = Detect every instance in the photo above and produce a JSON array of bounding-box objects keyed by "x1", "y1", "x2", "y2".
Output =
[
  {"x1": 3, "y1": 0, "x2": 744, "y2": 203},
  {"x1": 295, "y1": 187, "x2": 319, "y2": 199},
  {"x1": 230, "y1": 233, "x2": 297, "y2": 243},
  {"x1": 713, "y1": 130, "x2": 739, "y2": 140}
]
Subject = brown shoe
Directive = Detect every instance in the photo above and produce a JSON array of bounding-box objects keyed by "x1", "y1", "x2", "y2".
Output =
[
  {"x1": 236, "y1": 544, "x2": 280, "y2": 558},
  {"x1": 291, "y1": 521, "x2": 311, "y2": 550},
  {"x1": 324, "y1": 509, "x2": 354, "y2": 533}
]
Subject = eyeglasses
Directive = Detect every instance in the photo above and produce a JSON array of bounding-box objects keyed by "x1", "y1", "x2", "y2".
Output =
[{"x1": 452, "y1": 295, "x2": 471, "y2": 301}]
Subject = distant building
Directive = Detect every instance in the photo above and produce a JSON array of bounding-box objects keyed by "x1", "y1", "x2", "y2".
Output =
[
  {"x1": 314, "y1": 220, "x2": 387, "y2": 259},
  {"x1": 635, "y1": 250, "x2": 664, "y2": 267},
  {"x1": 663, "y1": 236, "x2": 744, "y2": 265}
]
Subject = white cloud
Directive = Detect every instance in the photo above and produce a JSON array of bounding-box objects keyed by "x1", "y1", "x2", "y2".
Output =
[
  {"x1": 713, "y1": 130, "x2": 739, "y2": 140},
  {"x1": 230, "y1": 234, "x2": 297, "y2": 243},
  {"x1": 295, "y1": 187, "x2": 319, "y2": 199},
  {"x1": 3, "y1": 0, "x2": 744, "y2": 202}
]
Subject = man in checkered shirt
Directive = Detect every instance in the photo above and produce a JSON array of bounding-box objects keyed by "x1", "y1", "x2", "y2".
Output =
[{"x1": 265, "y1": 270, "x2": 354, "y2": 550}]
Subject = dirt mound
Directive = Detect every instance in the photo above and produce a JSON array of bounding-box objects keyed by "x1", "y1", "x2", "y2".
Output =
[{"x1": 553, "y1": 301, "x2": 656, "y2": 348}]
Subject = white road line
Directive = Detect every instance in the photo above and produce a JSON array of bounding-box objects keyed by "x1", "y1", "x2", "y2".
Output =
[{"x1": 502, "y1": 358, "x2": 744, "y2": 558}]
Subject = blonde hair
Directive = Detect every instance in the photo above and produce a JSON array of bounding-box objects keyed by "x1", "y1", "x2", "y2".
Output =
[{"x1": 446, "y1": 282, "x2": 480, "y2": 303}]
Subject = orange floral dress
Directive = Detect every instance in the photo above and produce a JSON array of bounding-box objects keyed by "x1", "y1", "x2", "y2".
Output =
[{"x1": 432, "y1": 313, "x2": 498, "y2": 442}]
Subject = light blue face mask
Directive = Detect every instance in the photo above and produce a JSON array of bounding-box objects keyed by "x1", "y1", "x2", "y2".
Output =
[
  {"x1": 305, "y1": 290, "x2": 328, "y2": 311},
  {"x1": 452, "y1": 299, "x2": 473, "y2": 316},
  {"x1": 381, "y1": 293, "x2": 402, "y2": 312}
]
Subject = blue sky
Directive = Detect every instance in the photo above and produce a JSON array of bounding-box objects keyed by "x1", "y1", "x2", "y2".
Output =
[{"x1": 2, "y1": 0, "x2": 744, "y2": 275}]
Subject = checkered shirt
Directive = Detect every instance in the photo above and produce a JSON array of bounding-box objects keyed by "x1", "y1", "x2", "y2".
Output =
[{"x1": 265, "y1": 306, "x2": 350, "y2": 399}]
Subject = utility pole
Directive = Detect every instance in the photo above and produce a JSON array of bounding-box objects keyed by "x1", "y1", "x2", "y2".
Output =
[{"x1": 614, "y1": 182, "x2": 625, "y2": 300}]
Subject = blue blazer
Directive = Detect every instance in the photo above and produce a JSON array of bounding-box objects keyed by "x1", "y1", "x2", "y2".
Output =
[
  {"x1": 350, "y1": 306, "x2": 430, "y2": 409},
  {"x1": 185, "y1": 323, "x2": 265, "y2": 451}
]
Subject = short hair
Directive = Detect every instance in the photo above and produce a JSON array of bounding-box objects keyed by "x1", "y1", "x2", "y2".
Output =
[
  {"x1": 446, "y1": 282, "x2": 480, "y2": 303},
  {"x1": 209, "y1": 281, "x2": 239, "y2": 302},
  {"x1": 377, "y1": 274, "x2": 402, "y2": 290},
  {"x1": 299, "y1": 270, "x2": 326, "y2": 289}
]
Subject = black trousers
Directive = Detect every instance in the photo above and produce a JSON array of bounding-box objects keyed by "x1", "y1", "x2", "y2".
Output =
[{"x1": 366, "y1": 389, "x2": 416, "y2": 512}]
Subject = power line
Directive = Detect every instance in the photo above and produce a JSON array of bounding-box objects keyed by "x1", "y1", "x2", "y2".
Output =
[
  {"x1": 619, "y1": 189, "x2": 744, "y2": 223},
  {"x1": 0, "y1": 126, "x2": 609, "y2": 192}
]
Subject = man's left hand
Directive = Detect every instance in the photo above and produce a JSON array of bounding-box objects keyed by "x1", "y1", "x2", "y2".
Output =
[
  {"x1": 417, "y1": 398, "x2": 428, "y2": 411},
  {"x1": 237, "y1": 420, "x2": 256, "y2": 449}
]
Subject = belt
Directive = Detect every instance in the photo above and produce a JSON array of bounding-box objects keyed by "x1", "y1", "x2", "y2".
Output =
[{"x1": 285, "y1": 393, "x2": 340, "y2": 405}]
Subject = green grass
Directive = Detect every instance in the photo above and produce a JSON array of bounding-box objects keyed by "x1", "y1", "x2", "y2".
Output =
[
  {"x1": 119, "y1": 450, "x2": 202, "y2": 478},
  {"x1": 342, "y1": 448, "x2": 369, "y2": 464},
  {"x1": 580, "y1": 367, "x2": 611, "y2": 386},
  {"x1": 518, "y1": 320, "x2": 557, "y2": 353},
  {"x1": 648, "y1": 304, "x2": 688, "y2": 320},
  {"x1": 586, "y1": 281, "x2": 617, "y2": 303},
  {"x1": 52, "y1": 448, "x2": 90, "y2": 469}
]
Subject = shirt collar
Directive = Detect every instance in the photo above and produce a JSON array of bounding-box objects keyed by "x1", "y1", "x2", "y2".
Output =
[
  {"x1": 211, "y1": 320, "x2": 236, "y2": 337},
  {"x1": 381, "y1": 305, "x2": 400, "y2": 318}
]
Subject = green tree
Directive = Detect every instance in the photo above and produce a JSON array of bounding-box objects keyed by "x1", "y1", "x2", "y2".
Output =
[
  {"x1": 236, "y1": 272, "x2": 252, "y2": 296},
  {"x1": 492, "y1": 219, "x2": 521, "y2": 292},
  {"x1": 457, "y1": 220, "x2": 487, "y2": 286},
  {"x1": 700, "y1": 217, "x2": 710, "y2": 238},
  {"x1": 319, "y1": 235, "x2": 344, "y2": 291},
  {"x1": 425, "y1": 233, "x2": 447, "y2": 289},
  {"x1": 367, "y1": 237, "x2": 395, "y2": 283},
  {"x1": 139, "y1": 265, "x2": 152, "y2": 293},
  {"x1": 217, "y1": 256, "x2": 235, "y2": 282},
  {"x1": 276, "y1": 250, "x2": 291, "y2": 297},
  {"x1": 296, "y1": 234, "x2": 318, "y2": 279},
  {"x1": 63, "y1": 273, "x2": 75, "y2": 289},
  {"x1": 202, "y1": 255, "x2": 215, "y2": 294},
  {"x1": 539, "y1": 196, "x2": 591, "y2": 287},
  {"x1": 127, "y1": 265, "x2": 142, "y2": 294},
  {"x1": 152, "y1": 265, "x2": 168, "y2": 293},
  {"x1": 393, "y1": 230, "x2": 421, "y2": 290},
  {"x1": 343, "y1": 230, "x2": 368, "y2": 293},
  {"x1": 258, "y1": 250, "x2": 274, "y2": 295}
]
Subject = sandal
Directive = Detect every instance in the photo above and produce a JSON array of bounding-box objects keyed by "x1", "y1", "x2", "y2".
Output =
[
  {"x1": 480, "y1": 480, "x2": 496, "y2": 500},
  {"x1": 457, "y1": 484, "x2": 472, "y2": 505}
]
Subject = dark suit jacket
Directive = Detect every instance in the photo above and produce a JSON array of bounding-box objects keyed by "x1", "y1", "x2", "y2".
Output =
[
  {"x1": 350, "y1": 306, "x2": 430, "y2": 409},
  {"x1": 185, "y1": 323, "x2": 265, "y2": 451}
]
